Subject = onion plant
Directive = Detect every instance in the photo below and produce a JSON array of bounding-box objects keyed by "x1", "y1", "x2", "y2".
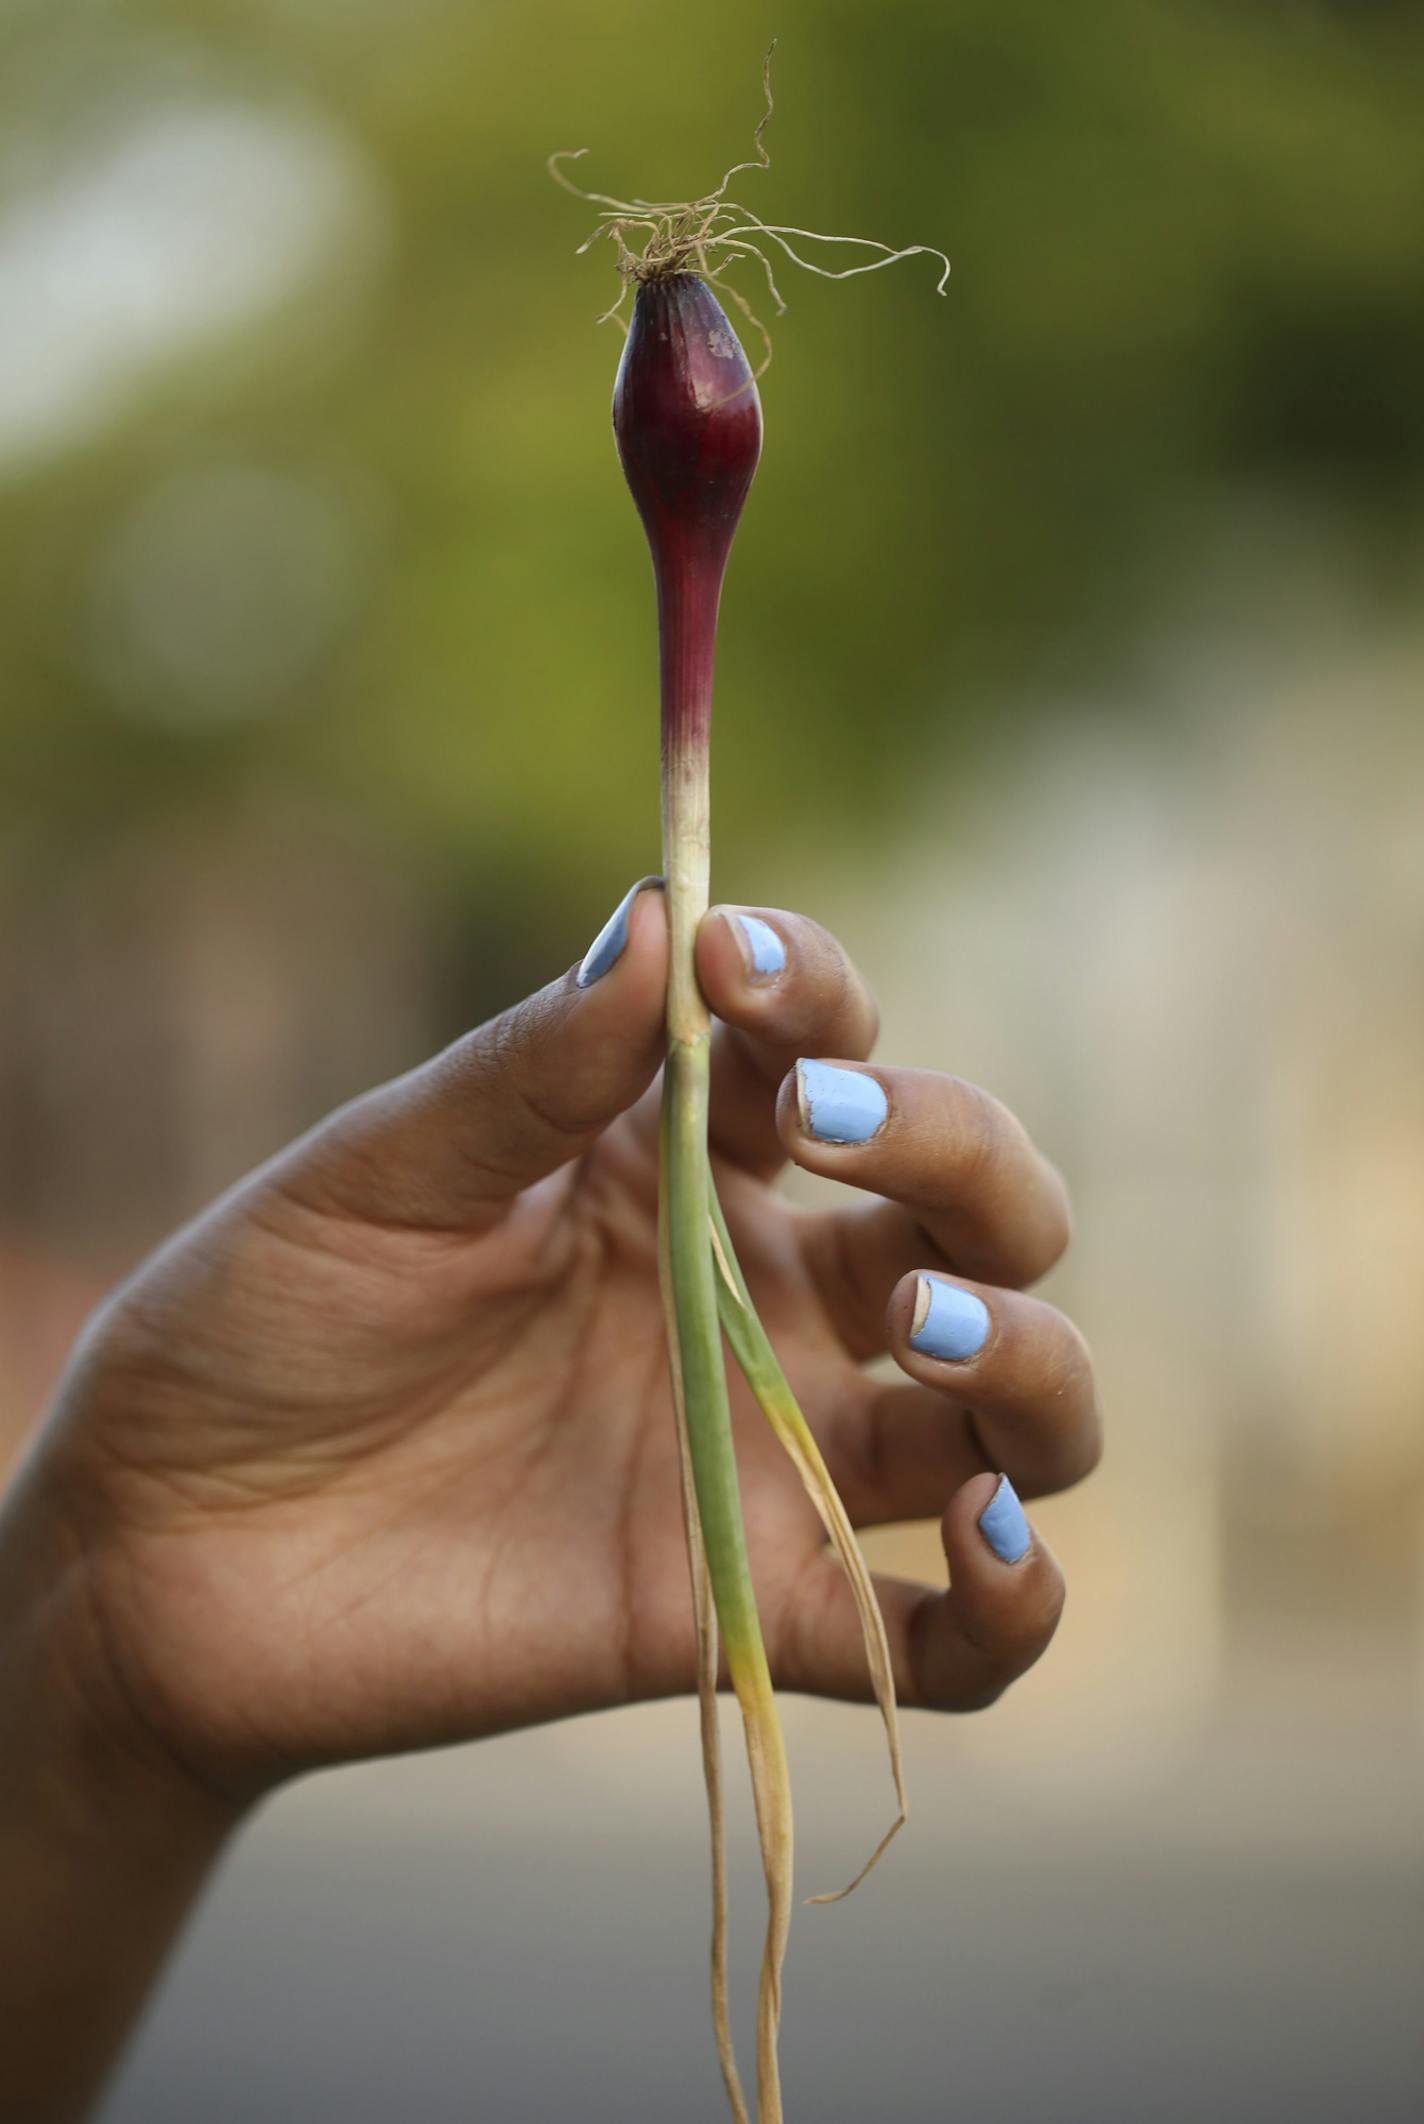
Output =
[{"x1": 555, "y1": 55, "x2": 948, "y2": 2122}]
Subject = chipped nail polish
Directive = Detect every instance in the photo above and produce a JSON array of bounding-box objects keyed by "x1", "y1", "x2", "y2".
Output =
[
  {"x1": 796, "y1": 1059, "x2": 888, "y2": 1145},
  {"x1": 733, "y1": 912, "x2": 786, "y2": 978},
  {"x1": 910, "y1": 1277, "x2": 991, "y2": 1362}
]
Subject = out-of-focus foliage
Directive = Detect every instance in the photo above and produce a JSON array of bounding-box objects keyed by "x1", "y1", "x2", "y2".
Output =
[{"x1": 2, "y1": 0, "x2": 1422, "y2": 924}]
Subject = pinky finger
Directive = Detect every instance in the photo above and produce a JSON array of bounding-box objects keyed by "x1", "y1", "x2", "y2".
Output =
[{"x1": 776, "y1": 1471, "x2": 1066, "y2": 1714}]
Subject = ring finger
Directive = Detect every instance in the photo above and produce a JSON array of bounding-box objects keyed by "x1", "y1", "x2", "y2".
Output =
[{"x1": 824, "y1": 1274, "x2": 1102, "y2": 1527}]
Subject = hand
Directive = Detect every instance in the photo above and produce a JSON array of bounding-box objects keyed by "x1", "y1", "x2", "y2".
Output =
[{"x1": 27, "y1": 885, "x2": 1099, "y2": 1803}]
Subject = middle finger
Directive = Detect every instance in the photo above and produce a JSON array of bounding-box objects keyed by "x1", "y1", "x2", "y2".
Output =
[{"x1": 781, "y1": 1061, "x2": 1071, "y2": 1337}]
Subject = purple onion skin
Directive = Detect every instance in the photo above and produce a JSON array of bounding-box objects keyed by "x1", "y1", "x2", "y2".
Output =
[{"x1": 612, "y1": 274, "x2": 762, "y2": 759}]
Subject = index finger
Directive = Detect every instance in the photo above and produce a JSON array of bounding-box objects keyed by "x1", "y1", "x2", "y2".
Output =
[
  {"x1": 625, "y1": 905, "x2": 880, "y2": 1177},
  {"x1": 702, "y1": 906, "x2": 880, "y2": 1176}
]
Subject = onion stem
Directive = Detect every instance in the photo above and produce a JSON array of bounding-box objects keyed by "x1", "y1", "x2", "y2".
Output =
[
  {"x1": 709, "y1": 1183, "x2": 907, "y2": 1901},
  {"x1": 661, "y1": 699, "x2": 792, "y2": 2123},
  {"x1": 658, "y1": 1102, "x2": 747, "y2": 2124}
]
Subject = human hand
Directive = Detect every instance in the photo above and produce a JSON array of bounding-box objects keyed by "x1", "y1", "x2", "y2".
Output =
[{"x1": 22, "y1": 883, "x2": 1099, "y2": 1805}]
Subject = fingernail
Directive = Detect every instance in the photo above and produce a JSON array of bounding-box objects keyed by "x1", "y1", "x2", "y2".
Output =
[
  {"x1": 796, "y1": 1059, "x2": 888, "y2": 1144},
  {"x1": 910, "y1": 1276, "x2": 991, "y2": 1362},
  {"x1": 978, "y1": 1475, "x2": 1031, "y2": 1565},
  {"x1": 727, "y1": 910, "x2": 787, "y2": 979},
  {"x1": 576, "y1": 876, "x2": 664, "y2": 988}
]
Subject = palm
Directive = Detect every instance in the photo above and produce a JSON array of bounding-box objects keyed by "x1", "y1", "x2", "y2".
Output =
[{"x1": 71, "y1": 1097, "x2": 853, "y2": 1794}]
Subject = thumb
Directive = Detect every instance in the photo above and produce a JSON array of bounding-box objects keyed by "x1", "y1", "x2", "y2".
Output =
[{"x1": 277, "y1": 877, "x2": 668, "y2": 1230}]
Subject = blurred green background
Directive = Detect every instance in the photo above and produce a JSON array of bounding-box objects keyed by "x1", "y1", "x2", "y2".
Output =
[{"x1": 2, "y1": 3, "x2": 1422, "y2": 2120}]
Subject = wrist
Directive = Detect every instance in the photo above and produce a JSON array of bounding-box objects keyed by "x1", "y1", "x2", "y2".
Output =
[
  {"x1": 0, "y1": 1461, "x2": 241, "y2": 2121},
  {"x1": 0, "y1": 1454, "x2": 245, "y2": 1845}
]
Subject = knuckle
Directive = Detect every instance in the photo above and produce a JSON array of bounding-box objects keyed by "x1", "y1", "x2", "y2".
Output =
[
  {"x1": 1032, "y1": 1182, "x2": 1073, "y2": 1278},
  {"x1": 1042, "y1": 1171, "x2": 1075, "y2": 1263},
  {"x1": 480, "y1": 992, "x2": 596, "y2": 1144},
  {"x1": 1006, "y1": 1171, "x2": 1072, "y2": 1287},
  {"x1": 815, "y1": 950, "x2": 858, "y2": 1038},
  {"x1": 1044, "y1": 1307, "x2": 1091, "y2": 1381},
  {"x1": 1030, "y1": 1315, "x2": 1102, "y2": 1481},
  {"x1": 950, "y1": 1080, "x2": 1011, "y2": 1190},
  {"x1": 480, "y1": 994, "x2": 547, "y2": 1089},
  {"x1": 948, "y1": 1086, "x2": 1071, "y2": 1286},
  {"x1": 800, "y1": 922, "x2": 876, "y2": 1049}
]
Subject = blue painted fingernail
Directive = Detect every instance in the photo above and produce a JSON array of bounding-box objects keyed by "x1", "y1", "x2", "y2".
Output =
[
  {"x1": 910, "y1": 1276, "x2": 991, "y2": 1362},
  {"x1": 733, "y1": 912, "x2": 786, "y2": 978},
  {"x1": 796, "y1": 1059, "x2": 888, "y2": 1144},
  {"x1": 978, "y1": 1475, "x2": 1031, "y2": 1565},
  {"x1": 576, "y1": 875, "x2": 664, "y2": 988}
]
